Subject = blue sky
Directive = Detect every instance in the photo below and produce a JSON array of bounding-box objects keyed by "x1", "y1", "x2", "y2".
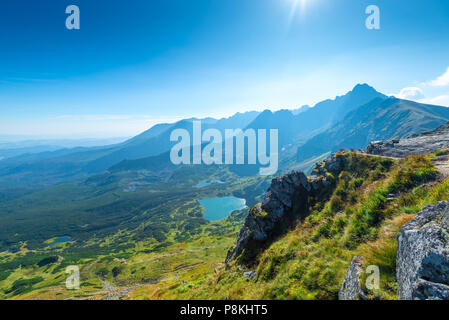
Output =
[{"x1": 1, "y1": 0, "x2": 449, "y2": 138}]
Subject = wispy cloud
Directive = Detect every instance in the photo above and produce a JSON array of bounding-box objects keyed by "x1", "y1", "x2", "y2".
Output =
[
  {"x1": 421, "y1": 94, "x2": 449, "y2": 106},
  {"x1": 424, "y1": 66, "x2": 449, "y2": 87}
]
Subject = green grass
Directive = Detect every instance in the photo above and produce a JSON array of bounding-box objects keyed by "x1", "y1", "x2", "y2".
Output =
[
  {"x1": 435, "y1": 149, "x2": 449, "y2": 156},
  {"x1": 0, "y1": 163, "x2": 271, "y2": 299},
  {"x1": 131, "y1": 152, "x2": 448, "y2": 300},
  {"x1": 3, "y1": 151, "x2": 449, "y2": 300}
]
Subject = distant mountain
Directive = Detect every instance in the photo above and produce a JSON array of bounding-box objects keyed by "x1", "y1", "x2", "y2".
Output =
[
  {"x1": 246, "y1": 84, "x2": 387, "y2": 148},
  {"x1": 246, "y1": 109, "x2": 299, "y2": 146},
  {"x1": 0, "y1": 111, "x2": 261, "y2": 188},
  {"x1": 291, "y1": 105, "x2": 311, "y2": 115},
  {"x1": 0, "y1": 145, "x2": 63, "y2": 160},
  {"x1": 85, "y1": 111, "x2": 261, "y2": 172},
  {"x1": 296, "y1": 97, "x2": 449, "y2": 161},
  {"x1": 110, "y1": 85, "x2": 388, "y2": 176},
  {"x1": 0, "y1": 137, "x2": 128, "y2": 160},
  {"x1": 3, "y1": 84, "x2": 446, "y2": 189}
]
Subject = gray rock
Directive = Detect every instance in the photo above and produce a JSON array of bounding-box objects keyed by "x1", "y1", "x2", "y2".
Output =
[
  {"x1": 397, "y1": 201, "x2": 449, "y2": 300},
  {"x1": 226, "y1": 155, "x2": 343, "y2": 264},
  {"x1": 226, "y1": 170, "x2": 313, "y2": 263},
  {"x1": 243, "y1": 271, "x2": 257, "y2": 279},
  {"x1": 366, "y1": 122, "x2": 449, "y2": 157},
  {"x1": 413, "y1": 279, "x2": 449, "y2": 300},
  {"x1": 310, "y1": 154, "x2": 345, "y2": 177},
  {"x1": 339, "y1": 257, "x2": 369, "y2": 300}
]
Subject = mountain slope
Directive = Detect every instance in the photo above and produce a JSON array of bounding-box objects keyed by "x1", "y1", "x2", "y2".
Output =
[
  {"x1": 135, "y1": 148, "x2": 448, "y2": 300},
  {"x1": 296, "y1": 98, "x2": 449, "y2": 161},
  {"x1": 247, "y1": 84, "x2": 387, "y2": 148},
  {"x1": 88, "y1": 111, "x2": 262, "y2": 172},
  {"x1": 0, "y1": 112, "x2": 261, "y2": 188},
  {"x1": 0, "y1": 84, "x2": 387, "y2": 189}
]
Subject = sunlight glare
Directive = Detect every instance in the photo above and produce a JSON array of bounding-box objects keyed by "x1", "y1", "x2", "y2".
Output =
[{"x1": 287, "y1": 0, "x2": 309, "y2": 27}]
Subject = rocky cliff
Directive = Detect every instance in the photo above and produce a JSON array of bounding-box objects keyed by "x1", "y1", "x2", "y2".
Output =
[
  {"x1": 367, "y1": 122, "x2": 449, "y2": 157},
  {"x1": 397, "y1": 201, "x2": 449, "y2": 300},
  {"x1": 226, "y1": 155, "x2": 345, "y2": 264}
]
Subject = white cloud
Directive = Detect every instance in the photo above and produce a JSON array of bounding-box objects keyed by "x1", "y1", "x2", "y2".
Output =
[
  {"x1": 395, "y1": 87, "x2": 425, "y2": 100},
  {"x1": 420, "y1": 94, "x2": 449, "y2": 107},
  {"x1": 425, "y1": 66, "x2": 449, "y2": 87},
  {"x1": 394, "y1": 67, "x2": 449, "y2": 107}
]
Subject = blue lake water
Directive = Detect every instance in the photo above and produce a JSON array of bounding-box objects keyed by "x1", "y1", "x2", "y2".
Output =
[
  {"x1": 198, "y1": 196, "x2": 246, "y2": 221},
  {"x1": 195, "y1": 180, "x2": 225, "y2": 188},
  {"x1": 49, "y1": 236, "x2": 72, "y2": 246}
]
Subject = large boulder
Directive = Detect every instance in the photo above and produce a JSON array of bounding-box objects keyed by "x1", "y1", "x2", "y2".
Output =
[
  {"x1": 226, "y1": 155, "x2": 343, "y2": 264},
  {"x1": 397, "y1": 201, "x2": 449, "y2": 300},
  {"x1": 225, "y1": 171, "x2": 312, "y2": 264}
]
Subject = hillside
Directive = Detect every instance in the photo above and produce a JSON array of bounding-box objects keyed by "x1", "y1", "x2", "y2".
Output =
[
  {"x1": 296, "y1": 98, "x2": 449, "y2": 161},
  {"x1": 2, "y1": 122, "x2": 449, "y2": 300},
  {"x1": 119, "y1": 123, "x2": 449, "y2": 300},
  {"x1": 125, "y1": 150, "x2": 446, "y2": 300}
]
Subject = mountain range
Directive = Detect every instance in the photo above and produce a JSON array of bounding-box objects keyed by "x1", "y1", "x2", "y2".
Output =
[
  {"x1": 1, "y1": 84, "x2": 448, "y2": 190},
  {"x1": 296, "y1": 97, "x2": 449, "y2": 161},
  {"x1": 2, "y1": 83, "x2": 449, "y2": 300}
]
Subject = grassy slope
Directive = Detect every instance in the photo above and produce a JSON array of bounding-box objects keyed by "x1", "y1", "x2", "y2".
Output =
[
  {"x1": 0, "y1": 164, "x2": 271, "y2": 299},
  {"x1": 0, "y1": 208, "x2": 246, "y2": 300},
  {"x1": 2, "y1": 152, "x2": 448, "y2": 300},
  {"x1": 127, "y1": 152, "x2": 448, "y2": 300}
]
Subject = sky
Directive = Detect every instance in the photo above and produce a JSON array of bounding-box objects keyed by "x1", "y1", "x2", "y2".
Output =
[{"x1": 1, "y1": 0, "x2": 449, "y2": 138}]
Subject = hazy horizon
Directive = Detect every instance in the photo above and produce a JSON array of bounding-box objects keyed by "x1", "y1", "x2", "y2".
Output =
[
  {"x1": 1, "y1": 82, "x2": 449, "y2": 141},
  {"x1": 1, "y1": 0, "x2": 449, "y2": 138}
]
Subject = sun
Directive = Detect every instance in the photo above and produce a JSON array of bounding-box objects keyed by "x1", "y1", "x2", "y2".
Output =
[{"x1": 287, "y1": 0, "x2": 309, "y2": 26}]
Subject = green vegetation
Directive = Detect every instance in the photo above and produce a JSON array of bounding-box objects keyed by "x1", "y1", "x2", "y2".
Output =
[
  {"x1": 435, "y1": 149, "x2": 449, "y2": 156},
  {"x1": 0, "y1": 164, "x2": 270, "y2": 299},
  {"x1": 1, "y1": 151, "x2": 448, "y2": 300},
  {"x1": 128, "y1": 152, "x2": 448, "y2": 300}
]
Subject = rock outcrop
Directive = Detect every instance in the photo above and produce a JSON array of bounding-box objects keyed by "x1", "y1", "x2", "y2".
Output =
[
  {"x1": 339, "y1": 257, "x2": 368, "y2": 300},
  {"x1": 367, "y1": 122, "x2": 449, "y2": 157},
  {"x1": 243, "y1": 271, "x2": 257, "y2": 279},
  {"x1": 226, "y1": 155, "x2": 345, "y2": 264},
  {"x1": 397, "y1": 201, "x2": 449, "y2": 300}
]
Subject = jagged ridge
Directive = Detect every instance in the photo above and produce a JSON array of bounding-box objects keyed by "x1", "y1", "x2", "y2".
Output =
[{"x1": 226, "y1": 155, "x2": 346, "y2": 264}]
